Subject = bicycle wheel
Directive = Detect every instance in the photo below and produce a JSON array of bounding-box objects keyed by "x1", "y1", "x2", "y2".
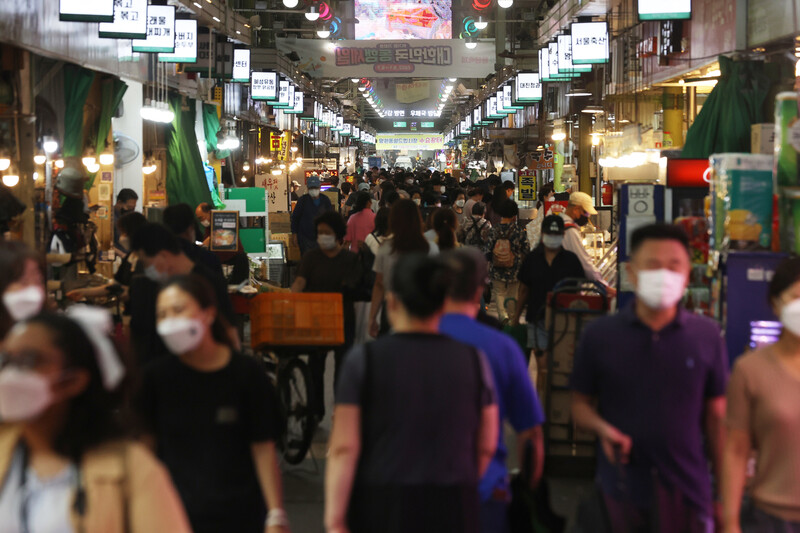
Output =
[{"x1": 278, "y1": 356, "x2": 316, "y2": 464}]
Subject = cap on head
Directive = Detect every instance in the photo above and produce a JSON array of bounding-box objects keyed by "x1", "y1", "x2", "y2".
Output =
[
  {"x1": 358, "y1": 182, "x2": 370, "y2": 192},
  {"x1": 291, "y1": 180, "x2": 301, "y2": 188},
  {"x1": 307, "y1": 176, "x2": 321, "y2": 189},
  {"x1": 569, "y1": 191, "x2": 597, "y2": 215},
  {"x1": 542, "y1": 215, "x2": 565, "y2": 235},
  {"x1": 55, "y1": 165, "x2": 87, "y2": 199}
]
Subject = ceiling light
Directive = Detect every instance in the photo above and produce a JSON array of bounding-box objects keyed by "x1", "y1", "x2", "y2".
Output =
[
  {"x1": 82, "y1": 155, "x2": 96, "y2": 167},
  {"x1": 142, "y1": 163, "x2": 157, "y2": 175},
  {"x1": 448, "y1": 77, "x2": 457, "y2": 82},
  {"x1": 317, "y1": 29, "x2": 331, "y2": 38},
  {"x1": 241, "y1": 176, "x2": 247, "y2": 182},
  {"x1": 592, "y1": 135, "x2": 602, "y2": 146},
  {"x1": 55, "y1": 159, "x2": 64, "y2": 169},
  {"x1": 43, "y1": 137, "x2": 58, "y2": 154},
  {"x1": 552, "y1": 131, "x2": 567, "y2": 141},
  {"x1": 618, "y1": 118, "x2": 631, "y2": 124},
  {"x1": 193, "y1": 2, "x2": 202, "y2": 7},
  {"x1": 279, "y1": 163, "x2": 286, "y2": 169},
  {"x1": 34, "y1": 154, "x2": 47, "y2": 165},
  {"x1": 465, "y1": 37, "x2": 478, "y2": 50},
  {"x1": 358, "y1": 86, "x2": 366, "y2": 92},
  {"x1": 0, "y1": 158, "x2": 10, "y2": 172},
  {"x1": 498, "y1": 0, "x2": 513, "y2": 7},
  {"x1": 271, "y1": 168, "x2": 282, "y2": 175},
  {"x1": 474, "y1": 16, "x2": 488, "y2": 30},
  {"x1": 86, "y1": 162, "x2": 100, "y2": 174},
  {"x1": 581, "y1": 105, "x2": 605, "y2": 114},
  {"x1": 236, "y1": 30, "x2": 241, "y2": 34},
  {"x1": 305, "y1": 5, "x2": 319, "y2": 21},
  {"x1": 243, "y1": 161, "x2": 251, "y2": 171},
  {"x1": 351, "y1": 78, "x2": 359, "y2": 83},
  {"x1": 565, "y1": 91, "x2": 592, "y2": 97},
  {"x1": 99, "y1": 153, "x2": 115, "y2": 166},
  {"x1": 291, "y1": 146, "x2": 298, "y2": 152},
  {"x1": 212, "y1": 16, "x2": 220, "y2": 22},
  {"x1": 2, "y1": 173, "x2": 19, "y2": 187},
  {"x1": 283, "y1": 0, "x2": 298, "y2": 7}
]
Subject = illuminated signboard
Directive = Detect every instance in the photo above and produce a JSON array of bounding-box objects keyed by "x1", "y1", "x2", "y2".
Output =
[
  {"x1": 60, "y1": 0, "x2": 114, "y2": 22},
  {"x1": 421, "y1": 121, "x2": 435, "y2": 128},
  {"x1": 638, "y1": 0, "x2": 691, "y2": 20},
  {"x1": 232, "y1": 49, "x2": 251, "y2": 82},
  {"x1": 515, "y1": 72, "x2": 542, "y2": 102},
  {"x1": 393, "y1": 121, "x2": 408, "y2": 128},
  {"x1": 539, "y1": 48, "x2": 551, "y2": 81},
  {"x1": 548, "y1": 42, "x2": 567, "y2": 79},
  {"x1": 353, "y1": 126, "x2": 361, "y2": 138},
  {"x1": 132, "y1": 5, "x2": 176, "y2": 53},
  {"x1": 274, "y1": 81, "x2": 291, "y2": 108},
  {"x1": 286, "y1": 91, "x2": 303, "y2": 114},
  {"x1": 557, "y1": 34, "x2": 591, "y2": 75},
  {"x1": 504, "y1": 85, "x2": 522, "y2": 110},
  {"x1": 158, "y1": 19, "x2": 197, "y2": 63},
  {"x1": 473, "y1": 107, "x2": 482, "y2": 127},
  {"x1": 250, "y1": 72, "x2": 278, "y2": 101},
  {"x1": 99, "y1": 0, "x2": 147, "y2": 39},
  {"x1": 571, "y1": 22, "x2": 609, "y2": 64},
  {"x1": 342, "y1": 123, "x2": 352, "y2": 136}
]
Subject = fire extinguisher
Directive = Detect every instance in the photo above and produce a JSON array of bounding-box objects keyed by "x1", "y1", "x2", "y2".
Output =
[{"x1": 602, "y1": 181, "x2": 613, "y2": 206}]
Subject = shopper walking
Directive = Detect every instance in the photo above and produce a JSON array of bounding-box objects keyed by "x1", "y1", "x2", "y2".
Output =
[
  {"x1": 0, "y1": 310, "x2": 191, "y2": 532},
  {"x1": 513, "y1": 215, "x2": 584, "y2": 382},
  {"x1": 439, "y1": 248, "x2": 544, "y2": 533},
  {"x1": 325, "y1": 253, "x2": 498, "y2": 533},
  {"x1": 368, "y1": 199, "x2": 438, "y2": 338},
  {"x1": 458, "y1": 202, "x2": 492, "y2": 247},
  {"x1": 291, "y1": 175, "x2": 333, "y2": 256},
  {"x1": 137, "y1": 274, "x2": 289, "y2": 533},
  {"x1": 432, "y1": 208, "x2": 459, "y2": 252},
  {"x1": 571, "y1": 223, "x2": 727, "y2": 532},
  {"x1": 343, "y1": 191, "x2": 376, "y2": 252},
  {"x1": 451, "y1": 189, "x2": 468, "y2": 226},
  {"x1": 526, "y1": 183, "x2": 554, "y2": 248},
  {"x1": 722, "y1": 256, "x2": 800, "y2": 532},
  {"x1": 464, "y1": 187, "x2": 485, "y2": 218},
  {"x1": 484, "y1": 200, "x2": 529, "y2": 323},
  {"x1": 0, "y1": 241, "x2": 45, "y2": 341}
]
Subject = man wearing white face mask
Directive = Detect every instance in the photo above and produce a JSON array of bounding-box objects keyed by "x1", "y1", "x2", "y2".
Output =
[
  {"x1": 571, "y1": 224, "x2": 728, "y2": 532},
  {"x1": 291, "y1": 175, "x2": 333, "y2": 256}
]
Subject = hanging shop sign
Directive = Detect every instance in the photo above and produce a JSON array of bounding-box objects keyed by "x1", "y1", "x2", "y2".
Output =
[
  {"x1": 394, "y1": 121, "x2": 408, "y2": 128},
  {"x1": 473, "y1": 107, "x2": 482, "y2": 127},
  {"x1": 60, "y1": 0, "x2": 114, "y2": 22},
  {"x1": 659, "y1": 21, "x2": 684, "y2": 57},
  {"x1": 638, "y1": 0, "x2": 691, "y2": 20},
  {"x1": 210, "y1": 211, "x2": 239, "y2": 252},
  {"x1": 557, "y1": 34, "x2": 591, "y2": 75},
  {"x1": 333, "y1": 115, "x2": 344, "y2": 132},
  {"x1": 504, "y1": 85, "x2": 522, "y2": 111},
  {"x1": 342, "y1": 123, "x2": 352, "y2": 136},
  {"x1": 548, "y1": 42, "x2": 566, "y2": 80},
  {"x1": 353, "y1": 126, "x2": 361, "y2": 139},
  {"x1": 99, "y1": 0, "x2": 147, "y2": 39},
  {"x1": 276, "y1": 38, "x2": 495, "y2": 78},
  {"x1": 376, "y1": 133, "x2": 444, "y2": 150},
  {"x1": 232, "y1": 49, "x2": 251, "y2": 82},
  {"x1": 255, "y1": 174, "x2": 289, "y2": 213},
  {"x1": 158, "y1": 19, "x2": 197, "y2": 63},
  {"x1": 132, "y1": 5, "x2": 176, "y2": 53},
  {"x1": 518, "y1": 169, "x2": 536, "y2": 201},
  {"x1": 286, "y1": 91, "x2": 303, "y2": 114},
  {"x1": 184, "y1": 31, "x2": 215, "y2": 72},
  {"x1": 539, "y1": 48, "x2": 551, "y2": 81},
  {"x1": 514, "y1": 72, "x2": 542, "y2": 103},
  {"x1": 215, "y1": 42, "x2": 233, "y2": 79},
  {"x1": 251, "y1": 71, "x2": 278, "y2": 101},
  {"x1": 274, "y1": 80, "x2": 291, "y2": 108},
  {"x1": 570, "y1": 22, "x2": 609, "y2": 64}
]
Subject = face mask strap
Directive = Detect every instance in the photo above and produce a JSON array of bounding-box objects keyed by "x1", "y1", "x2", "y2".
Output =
[{"x1": 65, "y1": 305, "x2": 125, "y2": 391}]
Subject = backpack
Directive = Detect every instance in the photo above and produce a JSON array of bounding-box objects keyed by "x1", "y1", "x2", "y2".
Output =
[
  {"x1": 464, "y1": 218, "x2": 486, "y2": 247},
  {"x1": 492, "y1": 227, "x2": 515, "y2": 268},
  {"x1": 349, "y1": 233, "x2": 379, "y2": 302}
]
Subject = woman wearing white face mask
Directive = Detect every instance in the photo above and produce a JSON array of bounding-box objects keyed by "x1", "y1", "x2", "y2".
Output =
[
  {"x1": 292, "y1": 212, "x2": 359, "y2": 419},
  {"x1": 723, "y1": 257, "x2": 800, "y2": 532},
  {"x1": 138, "y1": 274, "x2": 289, "y2": 533},
  {"x1": 0, "y1": 242, "x2": 46, "y2": 342},
  {"x1": 451, "y1": 189, "x2": 468, "y2": 226},
  {"x1": 0, "y1": 311, "x2": 191, "y2": 532}
]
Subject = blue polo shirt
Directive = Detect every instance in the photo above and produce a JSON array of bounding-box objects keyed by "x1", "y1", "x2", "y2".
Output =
[
  {"x1": 570, "y1": 303, "x2": 728, "y2": 512},
  {"x1": 439, "y1": 313, "x2": 545, "y2": 501}
]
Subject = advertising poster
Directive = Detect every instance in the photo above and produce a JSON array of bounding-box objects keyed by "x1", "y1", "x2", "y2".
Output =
[
  {"x1": 376, "y1": 133, "x2": 444, "y2": 150},
  {"x1": 210, "y1": 211, "x2": 239, "y2": 252}
]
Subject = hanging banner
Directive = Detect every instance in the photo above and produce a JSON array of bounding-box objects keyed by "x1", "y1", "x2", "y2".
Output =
[
  {"x1": 396, "y1": 81, "x2": 431, "y2": 103},
  {"x1": 132, "y1": 5, "x2": 175, "y2": 53},
  {"x1": 276, "y1": 38, "x2": 495, "y2": 78},
  {"x1": 376, "y1": 133, "x2": 444, "y2": 150},
  {"x1": 60, "y1": 0, "x2": 114, "y2": 22},
  {"x1": 99, "y1": 0, "x2": 147, "y2": 39},
  {"x1": 159, "y1": 19, "x2": 197, "y2": 63}
]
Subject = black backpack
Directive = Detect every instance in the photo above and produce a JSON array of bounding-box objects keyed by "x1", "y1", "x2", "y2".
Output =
[
  {"x1": 350, "y1": 233, "x2": 379, "y2": 302},
  {"x1": 464, "y1": 218, "x2": 486, "y2": 247}
]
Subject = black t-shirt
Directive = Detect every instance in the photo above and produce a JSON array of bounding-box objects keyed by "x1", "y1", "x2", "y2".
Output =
[
  {"x1": 297, "y1": 248, "x2": 359, "y2": 293},
  {"x1": 517, "y1": 245, "x2": 585, "y2": 323},
  {"x1": 192, "y1": 262, "x2": 235, "y2": 324},
  {"x1": 179, "y1": 238, "x2": 224, "y2": 281},
  {"x1": 136, "y1": 352, "x2": 278, "y2": 528}
]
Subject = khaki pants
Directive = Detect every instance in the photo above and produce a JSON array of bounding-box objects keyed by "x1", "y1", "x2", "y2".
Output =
[{"x1": 491, "y1": 280, "x2": 519, "y2": 322}]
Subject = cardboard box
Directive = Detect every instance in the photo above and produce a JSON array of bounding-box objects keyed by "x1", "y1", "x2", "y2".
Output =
[
  {"x1": 549, "y1": 391, "x2": 572, "y2": 425},
  {"x1": 270, "y1": 212, "x2": 292, "y2": 234},
  {"x1": 751, "y1": 123, "x2": 775, "y2": 155},
  {"x1": 271, "y1": 233, "x2": 301, "y2": 262}
]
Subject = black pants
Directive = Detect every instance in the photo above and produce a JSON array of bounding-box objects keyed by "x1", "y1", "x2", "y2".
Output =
[{"x1": 309, "y1": 347, "x2": 348, "y2": 418}]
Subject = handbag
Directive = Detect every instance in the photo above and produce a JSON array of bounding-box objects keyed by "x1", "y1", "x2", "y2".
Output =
[{"x1": 509, "y1": 440, "x2": 566, "y2": 533}]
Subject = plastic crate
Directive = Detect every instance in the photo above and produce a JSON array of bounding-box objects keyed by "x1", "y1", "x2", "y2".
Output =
[{"x1": 250, "y1": 292, "x2": 344, "y2": 347}]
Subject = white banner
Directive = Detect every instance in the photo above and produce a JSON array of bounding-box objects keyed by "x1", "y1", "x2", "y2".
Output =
[
  {"x1": 277, "y1": 39, "x2": 496, "y2": 78},
  {"x1": 377, "y1": 133, "x2": 444, "y2": 151}
]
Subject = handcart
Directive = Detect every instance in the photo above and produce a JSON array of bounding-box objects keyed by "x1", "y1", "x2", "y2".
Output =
[
  {"x1": 543, "y1": 278, "x2": 609, "y2": 477},
  {"x1": 250, "y1": 292, "x2": 344, "y2": 465}
]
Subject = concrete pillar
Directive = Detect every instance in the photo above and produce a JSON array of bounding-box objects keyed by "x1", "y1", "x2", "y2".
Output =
[
  {"x1": 686, "y1": 86, "x2": 697, "y2": 127},
  {"x1": 662, "y1": 87, "x2": 684, "y2": 149},
  {"x1": 578, "y1": 112, "x2": 593, "y2": 193},
  {"x1": 111, "y1": 80, "x2": 144, "y2": 209},
  {"x1": 15, "y1": 50, "x2": 36, "y2": 247}
]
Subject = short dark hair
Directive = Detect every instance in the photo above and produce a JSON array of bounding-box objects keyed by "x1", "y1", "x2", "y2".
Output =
[
  {"x1": 768, "y1": 257, "x2": 800, "y2": 305},
  {"x1": 0, "y1": 242, "x2": 44, "y2": 339},
  {"x1": 197, "y1": 202, "x2": 212, "y2": 214},
  {"x1": 116, "y1": 211, "x2": 148, "y2": 238},
  {"x1": 441, "y1": 248, "x2": 489, "y2": 302},
  {"x1": 340, "y1": 182, "x2": 352, "y2": 195},
  {"x1": 468, "y1": 187, "x2": 483, "y2": 198},
  {"x1": 538, "y1": 183, "x2": 555, "y2": 204},
  {"x1": 163, "y1": 203, "x2": 196, "y2": 235},
  {"x1": 391, "y1": 254, "x2": 452, "y2": 319},
  {"x1": 116, "y1": 188, "x2": 138, "y2": 203},
  {"x1": 130, "y1": 223, "x2": 182, "y2": 257},
  {"x1": 497, "y1": 199, "x2": 519, "y2": 219},
  {"x1": 352, "y1": 191, "x2": 372, "y2": 214},
  {"x1": 314, "y1": 211, "x2": 347, "y2": 242},
  {"x1": 382, "y1": 190, "x2": 400, "y2": 207},
  {"x1": 373, "y1": 207, "x2": 390, "y2": 237},
  {"x1": 161, "y1": 274, "x2": 233, "y2": 348},
  {"x1": 472, "y1": 202, "x2": 486, "y2": 216},
  {"x1": 629, "y1": 223, "x2": 690, "y2": 256},
  {"x1": 329, "y1": 175, "x2": 339, "y2": 186},
  {"x1": 501, "y1": 181, "x2": 515, "y2": 191}
]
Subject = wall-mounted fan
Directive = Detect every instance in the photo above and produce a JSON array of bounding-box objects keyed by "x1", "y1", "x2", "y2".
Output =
[{"x1": 113, "y1": 132, "x2": 140, "y2": 169}]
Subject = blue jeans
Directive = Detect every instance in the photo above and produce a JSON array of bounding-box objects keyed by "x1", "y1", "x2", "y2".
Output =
[
  {"x1": 480, "y1": 499, "x2": 509, "y2": 533},
  {"x1": 742, "y1": 502, "x2": 800, "y2": 533}
]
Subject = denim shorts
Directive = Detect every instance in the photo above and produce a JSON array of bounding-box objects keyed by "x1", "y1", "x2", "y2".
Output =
[{"x1": 527, "y1": 320, "x2": 549, "y2": 351}]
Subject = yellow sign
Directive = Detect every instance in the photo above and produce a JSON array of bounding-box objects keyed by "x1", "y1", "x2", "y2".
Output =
[{"x1": 518, "y1": 170, "x2": 536, "y2": 201}]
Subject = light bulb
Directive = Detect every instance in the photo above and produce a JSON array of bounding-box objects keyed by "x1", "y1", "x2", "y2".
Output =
[
  {"x1": 305, "y1": 6, "x2": 319, "y2": 21},
  {"x1": 241, "y1": 176, "x2": 247, "y2": 182},
  {"x1": 243, "y1": 162, "x2": 251, "y2": 171},
  {"x1": 296, "y1": 157, "x2": 303, "y2": 163},
  {"x1": 0, "y1": 158, "x2": 10, "y2": 171},
  {"x1": 142, "y1": 164, "x2": 157, "y2": 175},
  {"x1": 465, "y1": 40, "x2": 478, "y2": 50},
  {"x1": 291, "y1": 146, "x2": 298, "y2": 152},
  {"x1": 82, "y1": 156, "x2": 96, "y2": 167},
  {"x1": 358, "y1": 86, "x2": 366, "y2": 92},
  {"x1": 283, "y1": 0, "x2": 298, "y2": 8},
  {"x1": 498, "y1": 0, "x2": 513, "y2": 8},
  {"x1": 271, "y1": 169, "x2": 282, "y2": 175},
  {"x1": 55, "y1": 159, "x2": 64, "y2": 169},
  {"x1": 552, "y1": 132, "x2": 566, "y2": 141},
  {"x1": 351, "y1": 78, "x2": 359, "y2": 83},
  {"x1": 34, "y1": 154, "x2": 47, "y2": 165},
  {"x1": 43, "y1": 138, "x2": 58, "y2": 154},
  {"x1": 87, "y1": 163, "x2": 100, "y2": 174},
  {"x1": 474, "y1": 17, "x2": 488, "y2": 30},
  {"x1": 316, "y1": 29, "x2": 330, "y2": 38},
  {"x1": 2, "y1": 174, "x2": 19, "y2": 187},
  {"x1": 99, "y1": 153, "x2": 115, "y2": 166},
  {"x1": 225, "y1": 137, "x2": 240, "y2": 150},
  {"x1": 279, "y1": 163, "x2": 286, "y2": 169}
]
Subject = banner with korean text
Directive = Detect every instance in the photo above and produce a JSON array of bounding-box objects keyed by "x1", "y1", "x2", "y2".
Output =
[
  {"x1": 277, "y1": 39, "x2": 495, "y2": 78},
  {"x1": 377, "y1": 133, "x2": 444, "y2": 150}
]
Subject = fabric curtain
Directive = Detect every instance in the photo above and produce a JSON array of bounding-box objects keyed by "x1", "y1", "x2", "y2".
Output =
[
  {"x1": 682, "y1": 56, "x2": 772, "y2": 159},
  {"x1": 166, "y1": 95, "x2": 214, "y2": 209},
  {"x1": 86, "y1": 78, "x2": 128, "y2": 189},
  {"x1": 62, "y1": 65, "x2": 95, "y2": 158},
  {"x1": 202, "y1": 103, "x2": 230, "y2": 159}
]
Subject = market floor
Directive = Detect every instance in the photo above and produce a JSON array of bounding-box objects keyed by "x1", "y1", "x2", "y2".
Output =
[{"x1": 280, "y1": 352, "x2": 595, "y2": 533}]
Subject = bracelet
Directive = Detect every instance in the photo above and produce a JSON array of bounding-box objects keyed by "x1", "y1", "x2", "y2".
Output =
[{"x1": 266, "y1": 508, "x2": 290, "y2": 528}]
